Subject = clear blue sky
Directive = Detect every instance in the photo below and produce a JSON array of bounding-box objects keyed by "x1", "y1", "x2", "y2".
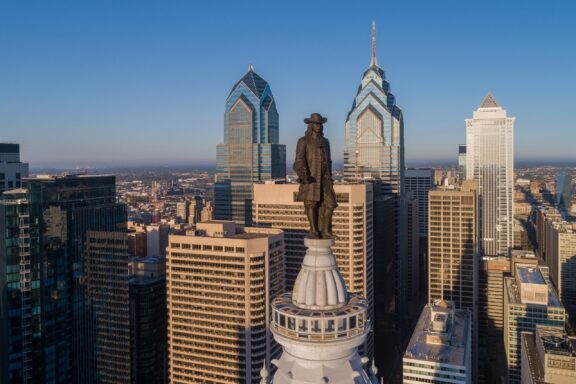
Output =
[{"x1": 1, "y1": 0, "x2": 575, "y2": 168}]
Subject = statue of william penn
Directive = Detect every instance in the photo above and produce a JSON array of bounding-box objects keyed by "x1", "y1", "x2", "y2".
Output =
[{"x1": 293, "y1": 113, "x2": 337, "y2": 239}]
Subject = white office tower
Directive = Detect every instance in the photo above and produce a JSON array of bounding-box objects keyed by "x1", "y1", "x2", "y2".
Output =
[
  {"x1": 268, "y1": 238, "x2": 377, "y2": 384},
  {"x1": 465, "y1": 93, "x2": 515, "y2": 256}
]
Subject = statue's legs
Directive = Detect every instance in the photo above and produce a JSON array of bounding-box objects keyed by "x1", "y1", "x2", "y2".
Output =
[
  {"x1": 304, "y1": 202, "x2": 321, "y2": 239},
  {"x1": 318, "y1": 178, "x2": 337, "y2": 239}
]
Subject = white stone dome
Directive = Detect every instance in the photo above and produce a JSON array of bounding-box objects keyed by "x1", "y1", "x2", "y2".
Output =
[{"x1": 291, "y1": 238, "x2": 348, "y2": 309}]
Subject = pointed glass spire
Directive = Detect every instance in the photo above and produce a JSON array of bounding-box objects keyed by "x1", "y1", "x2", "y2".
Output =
[
  {"x1": 479, "y1": 92, "x2": 500, "y2": 108},
  {"x1": 370, "y1": 20, "x2": 378, "y2": 67}
]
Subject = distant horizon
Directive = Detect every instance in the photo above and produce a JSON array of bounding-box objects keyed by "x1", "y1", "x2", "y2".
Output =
[{"x1": 28, "y1": 158, "x2": 576, "y2": 173}]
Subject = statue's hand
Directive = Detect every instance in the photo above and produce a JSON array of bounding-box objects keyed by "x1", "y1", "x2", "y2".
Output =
[{"x1": 299, "y1": 176, "x2": 315, "y2": 184}]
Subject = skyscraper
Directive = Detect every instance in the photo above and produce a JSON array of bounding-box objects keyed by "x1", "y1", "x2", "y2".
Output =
[
  {"x1": 343, "y1": 22, "x2": 404, "y2": 195},
  {"x1": 215, "y1": 66, "x2": 286, "y2": 225},
  {"x1": 405, "y1": 168, "x2": 434, "y2": 238},
  {"x1": 166, "y1": 221, "x2": 284, "y2": 383},
  {"x1": 465, "y1": 92, "x2": 515, "y2": 256},
  {"x1": 343, "y1": 22, "x2": 406, "y2": 376},
  {"x1": 556, "y1": 171, "x2": 573, "y2": 213},
  {"x1": 428, "y1": 183, "x2": 478, "y2": 311},
  {"x1": 129, "y1": 256, "x2": 167, "y2": 384},
  {"x1": 0, "y1": 175, "x2": 127, "y2": 383},
  {"x1": 85, "y1": 231, "x2": 133, "y2": 384},
  {"x1": 0, "y1": 143, "x2": 29, "y2": 194}
]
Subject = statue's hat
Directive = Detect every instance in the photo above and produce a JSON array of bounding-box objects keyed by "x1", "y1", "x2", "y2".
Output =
[{"x1": 304, "y1": 113, "x2": 327, "y2": 124}]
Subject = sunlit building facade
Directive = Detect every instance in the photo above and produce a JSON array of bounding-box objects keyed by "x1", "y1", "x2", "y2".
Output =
[
  {"x1": 343, "y1": 25, "x2": 404, "y2": 196},
  {"x1": 166, "y1": 221, "x2": 284, "y2": 383},
  {"x1": 252, "y1": 182, "x2": 374, "y2": 358},
  {"x1": 465, "y1": 93, "x2": 514, "y2": 256},
  {"x1": 215, "y1": 66, "x2": 286, "y2": 226}
]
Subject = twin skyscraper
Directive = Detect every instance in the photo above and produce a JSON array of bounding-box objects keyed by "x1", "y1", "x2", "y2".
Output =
[{"x1": 215, "y1": 21, "x2": 404, "y2": 223}]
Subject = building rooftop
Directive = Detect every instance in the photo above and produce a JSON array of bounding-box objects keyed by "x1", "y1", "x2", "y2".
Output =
[
  {"x1": 404, "y1": 302, "x2": 470, "y2": 366},
  {"x1": 517, "y1": 266, "x2": 545, "y2": 285},
  {"x1": 505, "y1": 275, "x2": 563, "y2": 307},
  {"x1": 522, "y1": 325, "x2": 576, "y2": 384}
]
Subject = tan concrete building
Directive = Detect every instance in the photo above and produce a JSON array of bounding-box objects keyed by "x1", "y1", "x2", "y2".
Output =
[
  {"x1": 252, "y1": 182, "x2": 374, "y2": 357},
  {"x1": 478, "y1": 256, "x2": 510, "y2": 383},
  {"x1": 545, "y1": 220, "x2": 576, "y2": 316},
  {"x1": 504, "y1": 265, "x2": 566, "y2": 384},
  {"x1": 521, "y1": 325, "x2": 576, "y2": 384},
  {"x1": 166, "y1": 221, "x2": 284, "y2": 384},
  {"x1": 428, "y1": 184, "x2": 478, "y2": 311}
]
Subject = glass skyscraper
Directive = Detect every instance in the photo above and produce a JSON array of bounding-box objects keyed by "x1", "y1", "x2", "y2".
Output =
[
  {"x1": 0, "y1": 175, "x2": 126, "y2": 383},
  {"x1": 343, "y1": 23, "x2": 404, "y2": 196},
  {"x1": 344, "y1": 23, "x2": 407, "y2": 379},
  {"x1": 214, "y1": 66, "x2": 286, "y2": 225}
]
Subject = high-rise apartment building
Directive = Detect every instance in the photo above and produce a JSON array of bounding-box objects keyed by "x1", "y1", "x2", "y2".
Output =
[
  {"x1": 521, "y1": 324, "x2": 576, "y2": 384},
  {"x1": 0, "y1": 175, "x2": 127, "y2": 383},
  {"x1": 428, "y1": 184, "x2": 478, "y2": 311},
  {"x1": 403, "y1": 300, "x2": 472, "y2": 384},
  {"x1": 214, "y1": 66, "x2": 286, "y2": 225},
  {"x1": 0, "y1": 143, "x2": 29, "y2": 194},
  {"x1": 166, "y1": 221, "x2": 284, "y2": 383},
  {"x1": 129, "y1": 256, "x2": 167, "y2": 384},
  {"x1": 545, "y1": 220, "x2": 576, "y2": 316},
  {"x1": 405, "y1": 168, "x2": 434, "y2": 238},
  {"x1": 465, "y1": 92, "x2": 515, "y2": 256},
  {"x1": 405, "y1": 191, "x2": 421, "y2": 319},
  {"x1": 504, "y1": 265, "x2": 566, "y2": 383},
  {"x1": 252, "y1": 182, "x2": 375, "y2": 358},
  {"x1": 85, "y1": 231, "x2": 133, "y2": 383}
]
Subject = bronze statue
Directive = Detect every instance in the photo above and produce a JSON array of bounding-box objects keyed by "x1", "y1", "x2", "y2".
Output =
[{"x1": 293, "y1": 113, "x2": 337, "y2": 239}]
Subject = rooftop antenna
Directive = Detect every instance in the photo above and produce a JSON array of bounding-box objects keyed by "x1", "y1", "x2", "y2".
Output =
[{"x1": 371, "y1": 20, "x2": 378, "y2": 67}]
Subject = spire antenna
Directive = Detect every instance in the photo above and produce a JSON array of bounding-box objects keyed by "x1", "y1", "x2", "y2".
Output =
[
  {"x1": 248, "y1": 63, "x2": 254, "y2": 72},
  {"x1": 371, "y1": 20, "x2": 378, "y2": 67}
]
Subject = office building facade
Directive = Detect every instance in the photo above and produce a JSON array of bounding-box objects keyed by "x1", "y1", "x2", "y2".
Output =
[
  {"x1": 166, "y1": 221, "x2": 284, "y2": 383},
  {"x1": 215, "y1": 66, "x2": 286, "y2": 225},
  {"x1": 0, "y1": 143, "x2": 29, "y2": 194},
  {"x1": 504, "y1": 265, "x2": 566, "y2": 383},
  {"x1": 465, "y1": 92, "x2": 515, "y2": 256},
  {"x1": 545, "y1": 220, "x2": 576, "y2": 316},
  {"x1": 428, "y1": 185, "x2": 478, "y2": 311},
  {"x1": 405, "y1": 168, "x2": 434, "y2": 238},
  {"x1": 521, "y1": 324, "x2": 576, "y2": 384},
  {"x1": 0, "y1": 175, "x2": 127, "y2": 383},
  {"x1": 129, "y1": 256, "x2": 167, "y2": 384},
  {"x1": 85, "y1": 231, "x2": 133, "y2": 383}
]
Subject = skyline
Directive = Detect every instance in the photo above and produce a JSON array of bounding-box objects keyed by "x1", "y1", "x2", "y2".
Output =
[{"x1": 1, "y1": 1, "x2": 575, "y2": 167}]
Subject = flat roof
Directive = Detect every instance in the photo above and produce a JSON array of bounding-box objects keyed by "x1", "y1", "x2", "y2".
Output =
[
  {"x1": 505, "y1": 277, "x2": 563, "y2": 307},
  {"x1": 404, "y1": 305, "x2": 470, "y2": 366},
  {"x1": 517, "y1": 266, "x2": 545, "y2": 285}
]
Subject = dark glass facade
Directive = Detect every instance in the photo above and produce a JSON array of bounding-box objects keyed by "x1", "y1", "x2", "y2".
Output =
[
  {"x1": 1, "y1": 175, "x2": 127, "y2": 383},
  {"x1": 215, "y1": 67, "x2": 286, "y2": 225}
]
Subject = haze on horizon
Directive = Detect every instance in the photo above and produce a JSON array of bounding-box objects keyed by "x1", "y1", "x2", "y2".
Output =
[{"x1": 1, "y1": 1, "x2": 575, "y2": 168}]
